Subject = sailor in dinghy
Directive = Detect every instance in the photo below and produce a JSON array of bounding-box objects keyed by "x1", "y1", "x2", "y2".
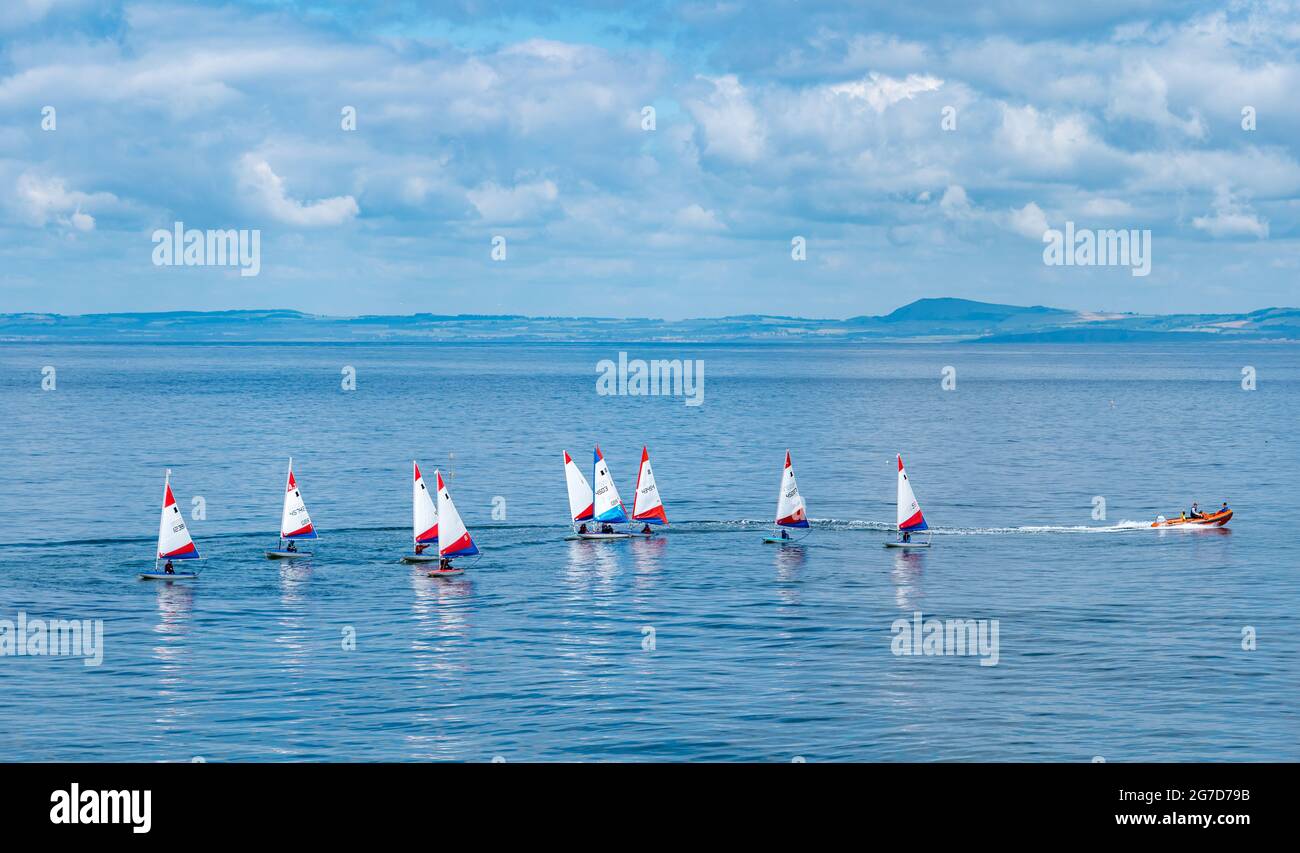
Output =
[
  {"x1": 400, "y1": 461, "x2": 440, "y2": 563},
  {"x1": 140, "y1": 470, "x2": 201, "y2": 580},
  {"x1": 629, "y1": 445, "x2": 668, "y2": 536},
  {"x1": 764, "y1": 450, "x2": 809, "y2": 544},
  {"x1": 577, "y1": 446, "x2": 632, "y2": 539},
  {"x1": 562, "y1": 450, "x2": 597, "y2": 539},
  {"x1": 886, "y1": 454, "x2": 931, "y2": 548},
  {"x1": 430, "y1": 470, "x2": 477, "y2": 576},
  {"x1": 267, "y1": 457, "x2": 317, "y2": 559}
]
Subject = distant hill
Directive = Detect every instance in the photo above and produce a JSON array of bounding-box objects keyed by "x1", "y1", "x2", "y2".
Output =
[
  {"x1": 0, "y1": 299, "x2": 1296, "y2": 343},
  {"x1": 879, "y1": 297, "x2": 1068, "y2": 323}
]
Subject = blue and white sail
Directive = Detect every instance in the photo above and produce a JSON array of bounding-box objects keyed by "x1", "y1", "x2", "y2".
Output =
[{"x1": 592, "y1": 446, "x2": 629, "y2": 524}]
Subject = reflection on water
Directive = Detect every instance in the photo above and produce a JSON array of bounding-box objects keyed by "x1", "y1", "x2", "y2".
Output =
[
  {"x1": 562, "y1": 538, "x2": 622, "y2": 598},
  {"x1": 773, "y1": 542, "x2": 806, "y2": 579},
  {"x1": 151, "y1": 581, "x2": 195, "y2": 728},
  {"x1": 559, "y1": 539, "x2": 621, "y2": 672},
  {"x1": 409, "y1": 568, "x2": 472, "y2": 674},
  {"x1": 890, "y1": 548, "x2": 926, "y2": 611},
  {"x1": 772, "y1": 542, "x2": 806, "y2": 605},
  {"x1": 275, "y1": 561, "x2": 313, "y2": 675},
  {"x1": 404, "y1": 568, "x2": 474, "y2": 760},
  {"x1": 629, "y1": 535, "x2": 666, "y2": 592}
]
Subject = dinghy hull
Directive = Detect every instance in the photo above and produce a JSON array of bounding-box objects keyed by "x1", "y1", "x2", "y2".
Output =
[
  {"x1": 401, "y1": 554, "x2": 440, "y2": 564},
  {"x1": 266, "y1": 551, "x2": 312, "y2": 559},
  {"x1": 139, "y1": 572, "x2": 198, "y2": 580}
]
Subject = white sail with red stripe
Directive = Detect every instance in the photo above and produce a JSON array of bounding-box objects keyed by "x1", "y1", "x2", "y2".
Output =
[
  {"x1": 157, "y1": 469, "x2": 199, "y2": 560},
  {"x1": 630, "y1": 445, "x2": 668, "y2": 524},
  {"x1": 436, "y1": 470, "x2": 478, "y2": 558},
  {"x1": 412, "y1": 460, "x2": 438, "y2": 545},
  {"x1": 775, "y1": 450, "x2": 808, "y2": 528},
  {"x1": 896, "y1": 454, "x2": 928, "y2": 532},
  {"x1": 563, "y1": 450, "x2": 594, "y2": 523},
  {"x1": 280, "y1": 457, "x2": 317, "y2": 540}
]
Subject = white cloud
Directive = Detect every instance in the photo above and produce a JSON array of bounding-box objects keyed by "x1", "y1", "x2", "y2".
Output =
[
  {"x1": 1192, "y1": 187, "x2": 1269, "y2": 238},
  {"x1": 1081, "y1": 198, "x2": 1135, "y2": 218},
  {"x1": 237, "y1": 154, "x2": 359, "y2": 227},
  {"x1": 827, "y1": 72, "x2": 943, "y2": 113},
  {"x1": 939, "y1": 185, "x2": 972, "y2": 219},
  {"x1": 674, "y1": 204, "x2": 726, "y2": 231},
  {"x1": 467, "y1": 178, "x2": 558, "y2": 223},
  {"x1": 1106, "y1": 62, "x2": 1204, "y2": 138},
  {"x1": 13, "y1": 172, "x2": 114, "y2": 229},
  {"x1": 69, "y1": 207, "x2": 94, "y2": 231},
  {"x1": 685, "y1": 75, "x2": 766, "y2": 164},
  {"x1": 996, "y1": 104, "x2": 1099, "y2": 171},
  {"x1": 1006, "y1": 202, "x2": 1049, "y2": 238}
]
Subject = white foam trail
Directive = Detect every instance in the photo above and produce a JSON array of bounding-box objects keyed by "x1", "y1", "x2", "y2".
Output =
[{"x1": 740, "y1": 518, "x2": 1153, "y2": 535}]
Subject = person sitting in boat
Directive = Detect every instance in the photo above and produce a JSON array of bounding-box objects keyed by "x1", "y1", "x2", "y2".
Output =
[
  {"x1": 1179, "y1": 511, "x2": 1187, "y2": 521},
  {"x1": 438, "y1": 557, "x2": 451, "y2": 571},
  {"x1": 164, "y1": 560, "x2": 175, "y2": 575},
  {"x1": 578, "y1": 523, "x2": 588, "y2": 534},
  {"x1": 1189, "y1": 502, "x2": 1204, "y2": 519},
  {"x1": 415, "y1": 543, "x2": 427, "y2": 555},
  {"x1": 601, "y1": 523, "x2": 614, "y2": 534},
  {"x1": 901, "y1": 531, "x2": 912, "y2": 543},
  {"x1": 286, "y1": 541, "x2": 298, "y2": 553},
  {"x1": 1220, "y1": 501, "x2": 1230, "y2": 514},
  {"x1": 641, "y1": 523, "x2": 653, "y2": 535},
  {"x1": 780, "y1": 529, "x2": 790, "y2": 540}
]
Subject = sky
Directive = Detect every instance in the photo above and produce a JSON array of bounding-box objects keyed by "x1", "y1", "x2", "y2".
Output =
[{"x1": 1, "y1": 0, "x2": 1297, "y2": 318}]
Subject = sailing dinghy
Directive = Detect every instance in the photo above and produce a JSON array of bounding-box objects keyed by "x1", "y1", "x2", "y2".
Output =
[
  {"x1": 578, "y1": 445, "x2": 631, "y2": 539},
  {"x1": 886, "y1": 454, "x2": 931, "y2": 548},
  {"x1": 764, "y1": 450, "x2": 809, "y2": 544},
  {"x1": 401, "y1": 460, "x2": 440, "y2": 563},
  {"x1": 266, "y1": 457, "x2": 317, "y2": 559},
  {"x1": 562, "y1": 450, "x2": 596, "y2": 539},
  {"x1": 430, "y1": 470, "x2": 477, "y2": 576},
  {"x1": 140, "y1": 469, "x2": 201, "y2": 579},
  {"x1": 629, "y1": 445, "x2": 668, "y2": 535}
]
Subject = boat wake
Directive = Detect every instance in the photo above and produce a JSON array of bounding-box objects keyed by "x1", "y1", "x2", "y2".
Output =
[{"x1": 737, "y1": 518, "x2": 1153, "y2": 535}]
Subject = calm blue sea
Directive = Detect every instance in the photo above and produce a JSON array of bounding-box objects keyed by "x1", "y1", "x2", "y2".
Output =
[{"x1": 0, "y1": 342, "x2": 1296, "y2": 761}]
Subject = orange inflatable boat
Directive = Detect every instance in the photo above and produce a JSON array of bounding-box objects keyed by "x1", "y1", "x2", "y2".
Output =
[{"x1": 1151, "y1": 509, "x2": 1233, "y2": 528}]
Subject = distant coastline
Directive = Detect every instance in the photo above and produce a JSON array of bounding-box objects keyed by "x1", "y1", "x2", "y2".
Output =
[{"x1": 3, "y1": 298, "x2": 1298, "y2": 344}]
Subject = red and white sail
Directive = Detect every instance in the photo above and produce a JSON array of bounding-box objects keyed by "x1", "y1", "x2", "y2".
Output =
[
  {"x1": 157, "y1": 470, "x2": 200, "y2": 560},
  {"x1": 412, "y1": 460, "x2": 438, "y2": 545},
  {"x1": 775, "y1": 450, "x2": 808, "y2": 528},
  {"x1": 563, "y1": 450, "x2": 594, "y2": 522},
  {"x1": 896, "y1": 454, "x2": 928, "y2": 532},
  {"x1": 631, "y1": 445, "x2": 668, "y2": 524},
  {"x1": 592, "y1": 445, "x2": 629, "y2": 524},
  {"x1": 280, "y1": 457, "x2": 317, "y2": 540},
  {"x1": 436, "y1": 470, "x2": 479, "y2": 558}
]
